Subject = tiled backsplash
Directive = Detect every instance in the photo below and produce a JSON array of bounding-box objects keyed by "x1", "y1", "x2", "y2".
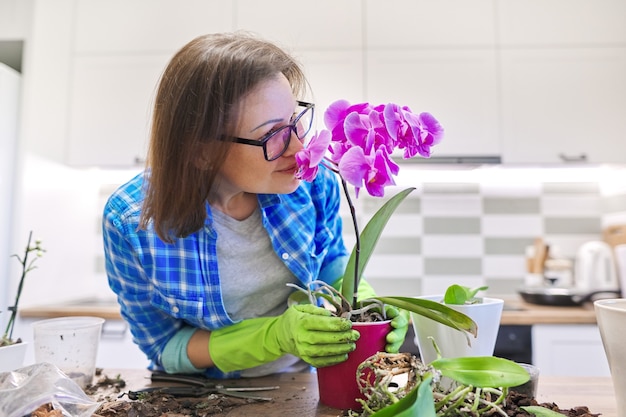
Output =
[
  {"x1": 341, "y1": 167, "x2": 626, "y2": 297},
  {"x1": 88, "y1": 166, "x2": 626, "y2": 301}
]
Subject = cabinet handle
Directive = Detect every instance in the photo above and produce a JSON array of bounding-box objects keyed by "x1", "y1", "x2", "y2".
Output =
[
  {"x1": 134, "y1": 156, "x2": 146, "y2": 165},
  {"x1": 101, "y1": 321, "x2": 128, "y2": 339},
  {"x1": 558, "y1": 153, "x2": 587, "y2": 163}
]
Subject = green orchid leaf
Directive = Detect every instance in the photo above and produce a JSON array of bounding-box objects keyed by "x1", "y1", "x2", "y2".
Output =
[
  {"x1": 431, "y1": 356, "x2": 530, "y2": 388},
  {"x1": 370, "y1": 376, "x2": 436, "y2": 417},
  {"x1": 373, "y1": 296, "x2": 478, "y2": 338},
  {"x1": 520, "y1": 406, "x2": 566, "y2": 416},
  {"x1": 342, "y1": 187, "x2": 416, "y2": 303}
]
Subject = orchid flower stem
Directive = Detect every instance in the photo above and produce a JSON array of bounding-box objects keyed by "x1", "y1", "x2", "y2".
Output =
[
  {"x1": 340, "y1": 178, "x2": 360, "y2": 310},
  {"x1": 4, "y1": 231, "x2": 33, "y2": 340}
]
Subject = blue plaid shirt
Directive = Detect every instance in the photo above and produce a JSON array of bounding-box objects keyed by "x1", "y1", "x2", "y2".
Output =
[{"x1": 102, "y1": 166, "x2": 348, "y2": 377}]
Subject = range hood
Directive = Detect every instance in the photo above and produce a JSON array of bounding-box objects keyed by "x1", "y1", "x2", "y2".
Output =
[{"x1": 392, "y1": 155, "x2": 502, "y2": 165}]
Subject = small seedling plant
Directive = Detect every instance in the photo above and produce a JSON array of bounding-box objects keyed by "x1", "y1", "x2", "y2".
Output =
[
  {"x1": 442, "y1": 285, "x2": 489, "y2": 305},
  {"x1": 1, "y1": 231, "x2": 45, "y2": 347}
]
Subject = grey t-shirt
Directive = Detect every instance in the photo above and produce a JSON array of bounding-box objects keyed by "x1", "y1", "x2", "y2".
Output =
[{"x1": 212, "y1": 207, "x2": 308, "y2": 377}]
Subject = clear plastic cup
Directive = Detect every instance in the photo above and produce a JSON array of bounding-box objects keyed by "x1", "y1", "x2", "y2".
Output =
[
  {"x1": 511, "y1": 363, "x2": 540, "y2": 398},
  {"x1": 32, "y1": 316, "x2": 104, "y2": 389}
]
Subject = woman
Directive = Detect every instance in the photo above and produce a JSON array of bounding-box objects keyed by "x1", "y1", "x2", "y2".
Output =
[{"x1": 103, "y1": 32, "x2": 407, "y2": 378}]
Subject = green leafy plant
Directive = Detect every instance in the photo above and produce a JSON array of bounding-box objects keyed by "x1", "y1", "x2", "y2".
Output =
[
  {"x1": 443, "y1": 284, "x2": 489, "y2": 305},
  {"x1": 1, "y1": 231, "x2": 45, "y2": 347}
]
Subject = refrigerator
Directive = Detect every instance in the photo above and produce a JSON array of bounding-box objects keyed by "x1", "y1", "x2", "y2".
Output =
[{"x1": 0, "y1": 62, "x2": 20, "y2": 321}]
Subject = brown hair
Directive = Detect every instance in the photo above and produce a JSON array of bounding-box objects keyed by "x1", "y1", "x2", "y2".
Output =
[{"x1": 139, "y1": 32, "x2": 307, "y2": 242}]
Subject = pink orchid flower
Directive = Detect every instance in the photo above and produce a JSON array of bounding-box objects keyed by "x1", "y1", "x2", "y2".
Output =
[
  {"x1": 295, "y1": 99, "x2": 442, "y2": 198},
  {"x1": 295, "y1": 129, "x2": 332, "y2": 182}
]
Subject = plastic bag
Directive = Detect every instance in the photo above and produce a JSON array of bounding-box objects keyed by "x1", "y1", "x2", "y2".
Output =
[{"x1": 0, "y1": 362, "x2": 100, "y2": 417}]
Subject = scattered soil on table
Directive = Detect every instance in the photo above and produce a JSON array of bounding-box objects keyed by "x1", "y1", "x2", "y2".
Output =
[
  {"x1": 503, "y1": 391, "x2": 601, "y2": 417},
  {"x1": 26, "y1": 371, "x2": 602, "y2": 417},
  {"x1": 86, "y1": 370, "x2": 254, "y2": 417}
]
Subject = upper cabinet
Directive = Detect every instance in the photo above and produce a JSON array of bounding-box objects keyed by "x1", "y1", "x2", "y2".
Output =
[
  {"x1": 364, "y1": 0, "x2": 501, "y2": 159},
  {"x1": 365, "y1": 0, "x2": 496, "y2": 48},
  {"x1": 24, "y1": 0, "x2": 234, "y2": 167},
  {"x1": 496, "y1": 0, "x2": 626, "y2": 164},
  {"x1": 500, "y1": 47, "x2": 626, "y2": 164},
  {"x1": 365, "y1": 49, "x2": 500, "y2": 159},
  {"x1": 73, "y1": 0, "x2": 233, "y2": 54},
  {"x1": 497, "y1": 0, "x2": 626, "y2": 46},
  {"x1": 234, "y1": 0, "x2": 365, "y2": 114},
  {"x1": 22, "y1": 0, "x2": 626, "y2": 166}
]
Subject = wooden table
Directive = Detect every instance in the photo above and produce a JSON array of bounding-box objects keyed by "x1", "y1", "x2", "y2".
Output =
[{"x1": 103, "y1": 368, "x2": 617, "y2": 417}]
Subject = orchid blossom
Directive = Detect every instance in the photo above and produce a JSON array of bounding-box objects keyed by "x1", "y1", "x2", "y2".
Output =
[
  {"x1": 297, "y1": 100, "x2": 443, "y2": 197},
  {"x1": 295, "y1": 99, "x2": 443, "y2": 309}
]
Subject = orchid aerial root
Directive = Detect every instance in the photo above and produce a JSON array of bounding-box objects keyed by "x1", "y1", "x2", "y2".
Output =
[{"x1": 350, "y1": 352, "x2": 510, "y2": 417}]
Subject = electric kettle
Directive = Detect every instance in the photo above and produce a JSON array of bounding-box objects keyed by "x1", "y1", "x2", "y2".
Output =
[{"x1": 574, "y1": 241, "x2": 620, "y2": 291}]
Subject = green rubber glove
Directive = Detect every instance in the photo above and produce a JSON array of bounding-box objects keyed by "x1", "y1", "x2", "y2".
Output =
[
  {"x1": 384, "y1": 305, "x2": 410, "y2": 353},
  {"x1": 209, "y1": 304, "x2": 360, "y2": 372}
]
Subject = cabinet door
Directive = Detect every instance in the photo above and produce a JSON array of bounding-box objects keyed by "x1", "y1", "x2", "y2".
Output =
[
  {"x1": 500, "y1": 48, "x2": 626, "y2": 164},
  {"x1": 74, "y1": 0, "x2": 234, "y2": 54},
  {"x1": 365, "y1": 0, "x2": 496, "y2": 47},
  {"x1": 235, "y1": 0, "x2": 362, "y2": 50},
  {"x1": 296, "y1": 50, "x2": 364, "y2": 119},
  {"x1": 67, "y1": 55, "x2": 170, "y2": 167},
  {"x1": 497, "y1": 0, "x2": 626, "y2": 46},
  {"x1": 532, "y1": 324, "x2": 610, "y2": 376},
  {"x1": 366, "y1": 49, "x2": 500, "y2": 158}
]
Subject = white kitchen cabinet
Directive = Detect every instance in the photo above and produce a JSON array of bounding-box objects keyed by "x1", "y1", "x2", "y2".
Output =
[
  {"x1": 500, "y1": 47, "x2": 626, "y2": 164},
  {"x1": 24, "y1": 0, "x2": 626, "y2": 166},
  {"x1": 236, "y1": 0, "x2": 363, "y2": 50},
  {"x1": 532, "y1": 324, "x2": 610, "y2": 377},
  {"x1": 73, "y1": 0, "x2": 233, "y2": 54},
  {"x1": 296, "y1": 50, "x2": 365, "y2": 118},
  {"x1": 365, "y1": 0, "x2": 496, "y2": 48},
  {"x1": 67, "y1": 54, "x2": 169, "y2": 166},
  {"x1": 366, "y1": 49, "x2": 501, "y2": 158},
  {"x1": 497, "y1": 0, "x2": 626, "y2": 46}
]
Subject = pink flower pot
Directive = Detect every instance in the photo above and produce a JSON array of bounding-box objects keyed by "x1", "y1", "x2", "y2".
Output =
[{"x1": 317, "y1": 320, "x2": 391, "y2": 410}]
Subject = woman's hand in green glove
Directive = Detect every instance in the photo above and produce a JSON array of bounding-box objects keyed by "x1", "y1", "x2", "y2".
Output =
[
  {"x1": 209, "y1": 304, "x2": 360, "y2": 372},
  {"x1": 276, "y1": 304, "x2": 360, "y2": 367},
  {"x1": 384, "y1": 305, "x2": 410, "y2": 353}
]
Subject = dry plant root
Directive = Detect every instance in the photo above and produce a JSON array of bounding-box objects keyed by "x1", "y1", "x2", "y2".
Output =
[{"x1": 350, "y1": 352, "x2": 509, "y2": 417}]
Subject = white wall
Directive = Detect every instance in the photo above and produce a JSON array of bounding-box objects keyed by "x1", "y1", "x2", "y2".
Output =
[{"x1": 0, "y1": 64, "x2": 20, "y2": 321}]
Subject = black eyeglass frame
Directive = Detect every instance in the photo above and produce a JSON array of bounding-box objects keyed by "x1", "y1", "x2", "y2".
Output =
[{"x1": 227, "y1": 101, "x2": 315, "y2": 161}]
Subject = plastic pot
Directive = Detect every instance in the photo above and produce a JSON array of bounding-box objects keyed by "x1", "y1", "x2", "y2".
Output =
[{"x1": 316, "y1": 320, "x2": 391, "y2": 410}]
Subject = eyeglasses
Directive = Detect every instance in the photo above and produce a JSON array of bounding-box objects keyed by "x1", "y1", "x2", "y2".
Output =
[{"x1": 228, "y1": 101, "x2": 314, "y2": 161}]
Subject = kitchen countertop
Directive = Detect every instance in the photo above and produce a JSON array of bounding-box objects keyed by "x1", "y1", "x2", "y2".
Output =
[
  {"x1": 499, "y1": 295, "x2": 598, "y2": 325},
  {"x1": 19, "y1": 295, "x2": 600, "y2": 325}
]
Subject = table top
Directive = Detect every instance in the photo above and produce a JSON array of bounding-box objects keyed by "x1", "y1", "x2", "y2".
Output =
[{"x1": 102, "y1": 368, "x2": 617, "y2": 417}]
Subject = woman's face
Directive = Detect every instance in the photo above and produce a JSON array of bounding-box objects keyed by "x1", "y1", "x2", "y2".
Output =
[{"x1": 216, "y1": 73, "x2": 305, "y2": 196}]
